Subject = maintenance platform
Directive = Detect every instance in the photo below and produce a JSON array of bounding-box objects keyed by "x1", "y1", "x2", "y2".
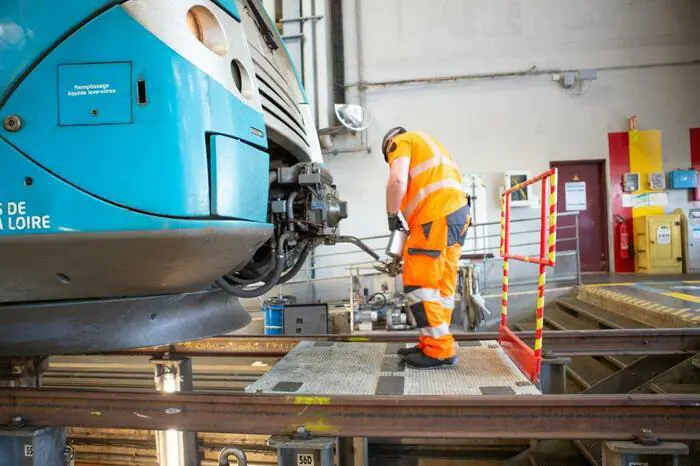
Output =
[{"x1": 245, "y1": 341, "x2": 541, "y2": 396}]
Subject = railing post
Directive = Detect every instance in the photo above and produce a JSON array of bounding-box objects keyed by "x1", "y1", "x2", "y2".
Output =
[
  {"x1": 498, "y1": 168, "x2": 558, "y2": 383},
  {"x1": 499, "y1": 195, "x2": 510, "y2": 330},
  {"x1": 575, "y1": 214, "x2": 582, "y2": 285}
]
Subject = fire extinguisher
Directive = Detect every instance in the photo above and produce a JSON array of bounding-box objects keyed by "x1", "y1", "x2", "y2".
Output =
[{"x1": 615, "y1": 215, "x2": 629, "y2": 259}]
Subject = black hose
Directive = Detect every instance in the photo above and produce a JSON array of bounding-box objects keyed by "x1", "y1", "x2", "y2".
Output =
[
  {"x1": 334, "y1": 235, "x2": 380, "y2": 260},
  {"x1": 216, "y1": 233, "x2": 291, "y2": 298},
  {"x1": 225, "y1": 254, "x2": 277, "y2": 285},
  {"x1": 278, "y1": 241, "x2": 312, "y2": 284}
]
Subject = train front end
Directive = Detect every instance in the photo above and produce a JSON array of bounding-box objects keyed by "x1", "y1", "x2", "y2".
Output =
[{"x1": 0, "y1": 0, "x2": 348, "y2": 355}]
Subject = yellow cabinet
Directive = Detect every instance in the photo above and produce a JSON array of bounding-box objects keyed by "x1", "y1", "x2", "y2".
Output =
[{"x1": 634, "y1": 214, "x2": 683, "y2": 274}]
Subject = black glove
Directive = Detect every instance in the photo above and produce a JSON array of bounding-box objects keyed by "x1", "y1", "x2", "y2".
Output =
[{"x1": 388, "y1": 213, "x2": 403, "y2": 231}]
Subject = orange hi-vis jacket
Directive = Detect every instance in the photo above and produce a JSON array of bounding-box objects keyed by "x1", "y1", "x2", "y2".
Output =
[{"x1": 386, "y1": 132, "x2": 468, "y2": 228}]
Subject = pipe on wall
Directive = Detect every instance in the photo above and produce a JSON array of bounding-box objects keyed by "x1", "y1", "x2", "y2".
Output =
[
  {"x1": 329, "y1": 0, "x2": 346, "y2": 106},
  {"x1": 354, "y1": 0, "x2": 367, "y2": 148},
  {"x1": 345, "y1": 60, "x2": 700, "y2": 91}
]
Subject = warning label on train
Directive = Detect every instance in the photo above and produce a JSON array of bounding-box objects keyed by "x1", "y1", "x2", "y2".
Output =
[{"x1": 0, "y1": 201, "x2": 51, "y2": 231}]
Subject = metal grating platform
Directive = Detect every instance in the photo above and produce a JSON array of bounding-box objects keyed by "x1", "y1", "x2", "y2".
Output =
[{"x1": 245, "y1": 341, "x2": 540, "y2": 396}]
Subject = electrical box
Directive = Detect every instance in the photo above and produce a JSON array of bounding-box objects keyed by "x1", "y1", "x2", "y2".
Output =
[
  {"x1": 649, "y1": 172, "x2": 666, "y2": 190},
  {"x1": 668, "y1": 170, "x2": 697, "y2": 189},
  {"x1": 623, "y1": 173, "x2": 640, "y2": 193},
  {"x1": 634, "y1": 214, "x2": 683, "y2": 274},
  {"x1": 681, "y1": 208, "x2": 700, "y2": 273},
  {"x1": 283, "y1": 304, "x2": 329, "y2": 335}
]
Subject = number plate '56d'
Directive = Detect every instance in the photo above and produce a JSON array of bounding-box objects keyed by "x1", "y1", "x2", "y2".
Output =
[{"x1": 297, "y1": 453, "x2": 315, "y2": 465}]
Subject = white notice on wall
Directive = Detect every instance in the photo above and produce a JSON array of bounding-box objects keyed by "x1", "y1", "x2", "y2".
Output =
[
  {"x1": 565, "y1": 182, "x2": 586, "y2": 211},
  {"x1": 647, "y1": 192, "x2": 668, "y2": 207},
  {"x1": 657, "y1": 224, "x2": 671, "y2": 245}
]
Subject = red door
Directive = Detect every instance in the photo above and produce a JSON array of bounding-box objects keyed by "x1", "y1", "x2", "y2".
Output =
[{"x1": 550, "y1": 160, "x2": 609, "y2": 272}]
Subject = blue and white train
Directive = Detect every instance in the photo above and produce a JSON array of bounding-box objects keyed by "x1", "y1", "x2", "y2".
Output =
[{"x1": 0, "y1": 0, "x2": 355, "y2": 355}]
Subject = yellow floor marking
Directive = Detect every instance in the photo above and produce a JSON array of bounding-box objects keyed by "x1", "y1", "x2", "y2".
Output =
[
  {"x1": 584, "y1": 283, "x2": 636, "y2": 287},
  {"x1": 295, "y1": 396, "x2": 331, "y2": 405},
  {"x1": 661, "y1": 292, "x2": 700, "y2": 304}
]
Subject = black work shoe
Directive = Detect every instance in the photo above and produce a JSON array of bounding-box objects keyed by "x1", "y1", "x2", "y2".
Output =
[
  {"x1": 404, "y1": 351, "x2": 459, "y2": 370},
  {"x1": 397, "y1": 346, "x2": 422, "y2": 359}
]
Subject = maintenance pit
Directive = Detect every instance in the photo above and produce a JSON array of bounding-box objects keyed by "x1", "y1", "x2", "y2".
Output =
[{"x1": 1, "y1": 328, "x2": 700, "y2": 466}]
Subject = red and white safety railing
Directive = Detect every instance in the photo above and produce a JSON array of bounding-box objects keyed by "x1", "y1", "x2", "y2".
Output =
[{"x1": 499, "y1": 168, "x2": 558, "y2": 383}]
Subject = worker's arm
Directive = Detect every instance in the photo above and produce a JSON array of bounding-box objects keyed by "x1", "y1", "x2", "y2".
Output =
[{"x1": 386, "y1": 156, "x2": 410, "y2": 226}]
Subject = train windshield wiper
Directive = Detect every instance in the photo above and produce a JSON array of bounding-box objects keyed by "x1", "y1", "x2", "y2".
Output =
[{"x1": 246, "y1": 0, "x2": 279, "y2": 51}]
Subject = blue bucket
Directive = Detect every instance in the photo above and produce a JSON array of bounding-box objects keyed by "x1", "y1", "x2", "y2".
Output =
[{"x1": 263, "y1": 304, "x2": 285, "y2": 335}]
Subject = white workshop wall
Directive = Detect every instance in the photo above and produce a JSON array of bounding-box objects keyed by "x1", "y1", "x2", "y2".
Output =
[{"x1": 318, "y1": 0, "x2": 700, "y2": 284}]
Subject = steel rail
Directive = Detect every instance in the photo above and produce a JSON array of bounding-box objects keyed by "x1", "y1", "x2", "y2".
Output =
[
  {"x1": 115, "y1": 328, "x2": 700, "y2": 358},
  {"x1": 2, "y1": 390, "x2": 700, "y2": 440}
]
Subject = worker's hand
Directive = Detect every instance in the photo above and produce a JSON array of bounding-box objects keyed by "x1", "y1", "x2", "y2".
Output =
[{"x1": 387, "y1": 213, "x2": 404, "y2": 231}]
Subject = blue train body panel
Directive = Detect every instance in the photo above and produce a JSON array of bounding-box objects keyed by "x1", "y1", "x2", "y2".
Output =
[
  {"x1": 0, "y1": 138, "x2": 271, "y2": 235},
  {"x1": 57, "y1": 62, "x2": 134, "y2": 126},
  {"x1": 210, "y1": 135, "x2": 270, "y2": 222},
  {"x1": 1, "y1": 6, "x2": 268, "y2": 219},
  {"x1": 0, "y1": 0, "x2": 120, "y2": 103}
]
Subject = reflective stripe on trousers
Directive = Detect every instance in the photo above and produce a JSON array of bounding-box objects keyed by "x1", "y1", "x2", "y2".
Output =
[
  {"x1": 419, "y1": 322, "x2": 450, "y2": 338},
  {"x1": 406, "y1": 287, "x2": 442, "y2": 305},
  {"x1": 441, "y1": 295, "x2": 456, "y2": 310}
]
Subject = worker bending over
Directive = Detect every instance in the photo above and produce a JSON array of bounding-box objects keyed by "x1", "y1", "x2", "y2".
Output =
[{"x1": 383, "y1": 128, "x2": 471, "y2": 369}]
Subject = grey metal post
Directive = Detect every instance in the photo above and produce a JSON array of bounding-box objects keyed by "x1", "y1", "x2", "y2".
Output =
[
  {"x1": 539, "y1": 356, "x2": 571, "y2": 394},
  {"x1": 337, "y1": 438, "x2": 368, "y2": 466},
  {"x1": 0, "y1": 357, "x2": 69, "y2": 466},
  {"x1": 152, "y1": 357, "x2": 198, "y2": 466},
  {"x1": 603, "y1": 436, "x2": 688, "y2": 466},
  {"x1": 269, "y1": 428, "x2": 335, "y2": 466},
  {"x1": 575, "y1": 214, "x2": 582, "y2": 285},
  {"x1": 0, "y1": 426, "x2": 68, "y2": 466}
]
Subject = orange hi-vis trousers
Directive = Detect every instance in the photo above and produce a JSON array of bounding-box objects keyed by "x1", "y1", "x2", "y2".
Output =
[{"x1": 403, "y1": 204, "x2": 471, "y2": 360}]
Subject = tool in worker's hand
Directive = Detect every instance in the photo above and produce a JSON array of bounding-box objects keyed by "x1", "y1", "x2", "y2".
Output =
[
  {"x1": 374, "y1": 259, "x2": 402, "y2": 277},
  {"x1": 386, "y1": 230, "x2": 407, "y2": 260},
  {"x1": 386, "y1": 212, "x2": 408, "y2": 260}
]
